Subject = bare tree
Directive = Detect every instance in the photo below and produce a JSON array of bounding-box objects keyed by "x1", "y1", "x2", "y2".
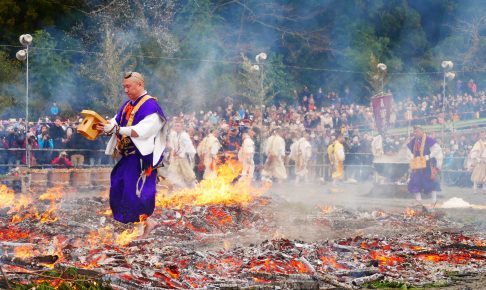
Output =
[
  {"x1": 70, "y1": 0, "x2": 178, "y2": 112},
  {"x1": 454, "y1": 16, "x2": 486, "y2": 71}
]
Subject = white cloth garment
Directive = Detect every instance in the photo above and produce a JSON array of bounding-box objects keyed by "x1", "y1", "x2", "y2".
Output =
[{"x1": 104, "y1": 113, "x2": 168, "y2": 166}]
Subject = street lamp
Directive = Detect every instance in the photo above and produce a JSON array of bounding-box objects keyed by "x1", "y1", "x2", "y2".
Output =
[
  {"x1": 377, "y1": 63, "x2": 387, "y2": 95},
  {"x1": 255, "y1": 52, "x2": 267, "y2": 127},
  {"x1": 441, "y1": 60, "x2": 454, "y2": 102},
  {"x1": 17, "y1": 34, "x2": 33, "y2": 168},
  {"x1": 441, "y1": 60, "x2": 454, "y2": 141}
]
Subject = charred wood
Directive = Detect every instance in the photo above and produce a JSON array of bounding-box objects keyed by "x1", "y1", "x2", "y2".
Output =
[
  {"x1": 351, "y1": 273, "x2": 383, "y2": 286},
  {"x1": 317, "y1": 272, "x2": 354, "y2": 289}
]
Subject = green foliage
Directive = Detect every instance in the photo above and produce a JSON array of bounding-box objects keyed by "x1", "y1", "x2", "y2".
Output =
[
  {"x1": 0, "y1": 0, "x2": 84, "y2": 45},
  {"x1": 3, "y1": 0, "x2": 486, "y2": 117},
  {"x1": 7, "y1": 267, "x2": 111, "y2": 290},
  {"x1": 265, "y1": 54, "x2": 296, "y2": 104},
  {"x1": 28, "y1": 30, "x2": 71, "y2": 115},
  {"x1": 0, "y1": 49, "x2": 20, "y2": 114}
]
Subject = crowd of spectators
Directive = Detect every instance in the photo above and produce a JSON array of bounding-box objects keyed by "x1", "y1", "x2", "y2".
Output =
[
  {"x1": 0, "y1": 115, "x2": 110, "y2": 174},
  {"x1": 0, "y1": 79, "x2": 484, "y2": 188}
]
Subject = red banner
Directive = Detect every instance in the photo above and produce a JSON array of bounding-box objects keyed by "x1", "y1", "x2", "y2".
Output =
[{"x1": 371, "y1": 93, "x2": 393, "y2": 132}]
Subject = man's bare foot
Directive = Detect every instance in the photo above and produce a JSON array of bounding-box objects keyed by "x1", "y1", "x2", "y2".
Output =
[{"x1": 136, "y1": 218, "x2": 157, "y2": 240}]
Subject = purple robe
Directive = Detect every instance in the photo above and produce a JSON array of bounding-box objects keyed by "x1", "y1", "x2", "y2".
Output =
[
  {"x1": 110, "y1": 94, "x2": 166, "y2": 224},
  {"x1": 407, "y1": 135, "x2": 440, "y2": 194}
]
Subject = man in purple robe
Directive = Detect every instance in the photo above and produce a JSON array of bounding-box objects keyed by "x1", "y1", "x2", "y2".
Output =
[
  {"x1": 97, "y1": 71, "x2": 168, "y2": 239},
  {"x1": 407, "y1": 125, "x2": 443, "y2": 205}
]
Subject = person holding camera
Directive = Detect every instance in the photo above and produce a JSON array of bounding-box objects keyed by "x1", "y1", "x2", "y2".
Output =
[
  {"x1": 51, "y1": 151, "x2": 72, "y2": 168},
  {"x1": 37, "y1": 126, "x2": 54, "y2": 166},
  {"x1": 22, "y1": 133, "x2": 39, "y2": 166}
]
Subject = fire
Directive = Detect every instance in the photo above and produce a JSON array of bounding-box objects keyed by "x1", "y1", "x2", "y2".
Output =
[
  {"x1": 39, "y1": 207, "x2": 59, "y2": 224},
  {"x1": 100, "y1": 189, "x2": 109, "y2": 200},
  {"x1": 321, "y1": 256, "x2": 350, "y2": 269},
  {"x1": 404, "y1": 208, "x2": 417, "y2": 217},
  {"x1": 289, "y1": 259, "x2": 309, "y2": 273},
  {"x1": 223, "y1": 240, "x2": 231, "y2": 250},
  {"x1": 206, "y1": 207, "x2": 233, "y2": 227},
  {"x1": 249, "y1": 256, "x2": 310, "y2": 274},
  {"x1": 370, "y1": 251, "x2": 405, "y2": 266},
  {"x1": 116, "y1": 223, "x2": 143, "y2": 246},
  {"x1": 253, "y1": 277, "x2": 272, "y2": 283},
  {"x1": 0, "y1": 184, "x2": 15, "y2": 207},
  {"x1": 156, "y1": 160, "x2": 268, "y2": 208},
  {"x1": 14, "y1": 245, "x2": 35, "y2": 259},
  {"x1": 473, "y1": 239, "x2": 486, "y2": 247},
  {"x1": 87, "y1": 226, "x2": 114, "y2": 249},
  {"x1": 97, "y1": 209, "x2": 112, "y2": 216},
  {"x1": 319, "y1": 205, "x2": 335, "y2": 214},
  {"x1": 39, "y1": 186, "x2": 64, "y2": 201},
  {"x1": 9, "y1": 194, "x2": 33, "y2": 213},
  {"x1": 165, "y1": 265, "x2": 180, "y2": 279},
  {"x1": 415, "y1": 253, "x2": 477, "y2": 264},
  {"x1": 0, "y1": 228, "x2": 29, "y2": 240}
]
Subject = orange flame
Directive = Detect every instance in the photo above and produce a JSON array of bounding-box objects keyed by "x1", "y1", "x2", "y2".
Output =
[
  {"x1": 86, "y1": 226, "x2": 114, "y2": 249},
  {"x1": 318, "y1": 205, "x2": 335, "y2": 214},
  {"x1": 370, "y1": 251, "x2": 405, "y2": 266},
  {"x1": 206, "y1": 207, "x2": 233, "y2": 227},
  {"x1": 97, "y1": 209, "x2": 112, "y2": 216},
  {"x1": 39, "y1": 187, "x2": 64, "y2": 202},
  {"x1": 321, "y1": 256, "x2": 350, "y2": 269},
  {"x1": 0, "y1": 185, "x2": 15, "y2": 208},
  {"x1": 156, "y1": 160, "x2": 268, "y2": 208},
  {"x1": 116, "y1": 222, "x2": 143, "y2": 246},
  {"x1": 404, "y1": 208, "x2": 417, "y2": 217},
  {"x1": 249, "y1": 256, "x2": 310, "y2": 274},
  {"x1": 14, "y1": 245, "x2": 35, "y2": 259},
  {"x1": 0, "y1": 228, "x2": 29, "y2": 240},
  {"x1": 165, "y1": 266, "x2": 180, "y2": 279}
]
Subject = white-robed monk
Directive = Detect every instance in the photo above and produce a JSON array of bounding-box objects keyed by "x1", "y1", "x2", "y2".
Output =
[
  {"x1": 261, "y1": 127, "x2": 287, "y2": 182},
  {"x1": 238, "y1": 129, "x2": 255, "y2": 180},
  {"x1": 468, "y1": 130, "x2": 486, "y2": 194},
  {"x1": 167, "y1": 120, "x2": 197, "y2": 188},
  {"x1": 196, "y1": 128, "x2": 221, "y2": 180},
  {"x1": 289, "y1": 132, "x2": 312, "y2": 183}
]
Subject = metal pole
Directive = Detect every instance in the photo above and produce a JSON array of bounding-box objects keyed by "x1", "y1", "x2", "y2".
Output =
[
  {"x1": 381, "y1": 75, "x2": 384, "y2": 95},
  {"x1": 260, "y1": 63, "x2": 264, "y2": 128},
  {"x1": 26, "y1": 45, "x2": 30, "y2": 168},
  {"x1": 441, "y1": 70, "x2": 446, "y2": 143}
]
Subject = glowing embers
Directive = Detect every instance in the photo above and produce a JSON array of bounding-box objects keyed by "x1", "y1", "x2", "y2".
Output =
[
  {"x1": 318, "y1": 205, "x2": 336, "y2": 214},
  {"x1": 320, "y1": 255, "x2": 350, "y2": 270},
  {"x1": 414, "y1": 252, "x2": 483, "y2": 264},
  {"x1": 369, "y1": 250, "x2": 406, "y2": 266},
  {"x1": 0, "y1": 186, "x2": 65, "y2": 224},
  {"x1": 404, "y1": 208, "x2": 417, "y2": 217},
  {"x1": 0, "y1": 227, "x2": 30, "y2": 240},
  {"x1": 115, "y1": 225, "x2": 142, "y2": 247},
  {"x1": 248, "y1": 256, "x2": 311, "y2": 275},
  {"x1": 156, "y1": 159, "x2": 269, "y2": 209}
]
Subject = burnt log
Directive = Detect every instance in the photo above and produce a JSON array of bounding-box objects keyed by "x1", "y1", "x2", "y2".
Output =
[
  {"x1": 317, "y1": 272, "x2": 354, "y2": 289},
  {"x1": 0, "y1": 255, "x2": 58, "y2": 269},
  {"x1": 351, "y1": 273, "x2": 383, "y2": 286}
]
